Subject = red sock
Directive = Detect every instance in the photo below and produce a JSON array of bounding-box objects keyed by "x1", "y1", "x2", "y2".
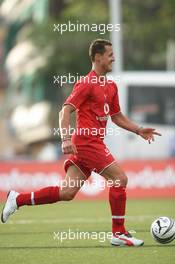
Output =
[
  {"x1": 17, "y1": 186, "x2": 60, "y2": 207},
  {"x1": 109, "y1": 186, "x2": 126, "y2": 235}
]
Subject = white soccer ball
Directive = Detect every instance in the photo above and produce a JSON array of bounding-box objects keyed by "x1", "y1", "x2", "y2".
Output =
[{"x1": 150, "y1": 216, "x2": 175, "y2": 244}]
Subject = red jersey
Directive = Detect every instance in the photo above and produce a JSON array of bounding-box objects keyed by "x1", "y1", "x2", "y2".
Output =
[{"x1": 64, "y1": 70, "x2": 120, "y2": 140}]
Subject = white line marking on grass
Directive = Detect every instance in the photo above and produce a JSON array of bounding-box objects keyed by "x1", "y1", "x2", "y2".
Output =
[{"x1": 8, "y1": 215, "x2": 158, "y2": 225}]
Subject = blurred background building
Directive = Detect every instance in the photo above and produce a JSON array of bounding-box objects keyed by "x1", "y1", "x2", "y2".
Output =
[{"x1": 0, "y1": 0, "x2": 175, "y2": 161}]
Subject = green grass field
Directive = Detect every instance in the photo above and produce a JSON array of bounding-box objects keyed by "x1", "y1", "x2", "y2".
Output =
[{"x1": 0, "y1": 199, "x2": 175, "y2": 264}]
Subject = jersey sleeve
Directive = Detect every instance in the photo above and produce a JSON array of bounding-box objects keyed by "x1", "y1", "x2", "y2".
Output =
[
  {"x1": 110, "y1": 84, "x2": 121, "y2": 116},
  {"x1": 63, "y1": 82, "x2": 91, "y2": 110}
]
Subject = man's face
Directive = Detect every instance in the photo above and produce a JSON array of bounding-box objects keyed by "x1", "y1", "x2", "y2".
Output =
[{"x1": 96, "y1": 45, "x2": 115, "y2": 73}]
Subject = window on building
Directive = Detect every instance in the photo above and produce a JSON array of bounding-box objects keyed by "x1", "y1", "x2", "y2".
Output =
[{"x1": 128, "y1": 85, "x2": 175, "y2": 125}]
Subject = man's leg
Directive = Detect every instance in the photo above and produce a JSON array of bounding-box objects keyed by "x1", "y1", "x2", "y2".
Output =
[
  {"x1": 1, "y1": 165, "x2": 86, "y2": 223},
  {"x1": 101, "y1": 162, "x2": 127, "y2": 235},
  {"x1": 101, "y1": 162, "x2": 144, "y2": 246},
  {"x1": 60, "y1": 165, "x2": 87, "y2": 201}
]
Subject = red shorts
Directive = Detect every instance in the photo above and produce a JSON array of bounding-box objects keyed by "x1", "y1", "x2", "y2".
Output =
[{"x1": 64, "y1": 137, "x2": 116, "y2": 178}]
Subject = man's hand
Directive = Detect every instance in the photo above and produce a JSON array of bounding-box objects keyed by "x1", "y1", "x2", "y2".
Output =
[
  {"x1": 61, "y1": 140, "x2": 78, "y2": 155},
  {"x1": 137, "y1": 127, "x2": 162, "y2": 144}
]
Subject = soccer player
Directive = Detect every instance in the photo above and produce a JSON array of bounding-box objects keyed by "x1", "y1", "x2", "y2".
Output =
[{"x1": 1, "y1": 39, "x2": 161, "y2": 246}]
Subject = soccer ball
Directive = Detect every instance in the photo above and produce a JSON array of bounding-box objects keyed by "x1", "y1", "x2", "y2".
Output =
[{"x1": 150, "y1": 216, "x2": 175, "y2": 244}]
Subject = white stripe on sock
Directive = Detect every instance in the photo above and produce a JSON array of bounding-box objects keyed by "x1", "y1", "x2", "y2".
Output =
[
  {"x1": 31, "y1": 192, "x2": 35, "y2": 205},
  {"x1": 112, "y1": 215, "x2": 125, "y2": 219}
]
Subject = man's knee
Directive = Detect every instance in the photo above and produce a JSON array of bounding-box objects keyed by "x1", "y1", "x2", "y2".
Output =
[
  {"x1": 113, "y1": 173, "x2": 128, "y2": 187},
  {"x1": 60, "y1": 189, "x2": 77, "y2": 201},
  {"x1": 64, "y1": 192, "x2": 76, "y2": 201},
  {"x1": 119, "y1": 175, "x2": 128, "y2": 187}
]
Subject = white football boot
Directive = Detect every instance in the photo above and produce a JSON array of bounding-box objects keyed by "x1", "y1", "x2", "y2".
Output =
[
  {"x1": 111, "y1": 231, "x2": 144, "y2": 246},
  {"x1": 1, "y1": 191, "x2": 19, "y2": 223}
]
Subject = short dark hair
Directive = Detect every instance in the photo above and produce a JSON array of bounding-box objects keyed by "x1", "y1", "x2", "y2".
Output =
[{"x1": 89, "y1": 39, "x2": 112, "y2": 62}]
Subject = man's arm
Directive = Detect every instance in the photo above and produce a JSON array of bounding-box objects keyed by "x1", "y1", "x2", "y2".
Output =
[
  {"x1": 59, "y1": 105, "x2": 77, "y2": 154},
  {"x1": 111, "y1": 112, "x2": 161, "y2": 144}
]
